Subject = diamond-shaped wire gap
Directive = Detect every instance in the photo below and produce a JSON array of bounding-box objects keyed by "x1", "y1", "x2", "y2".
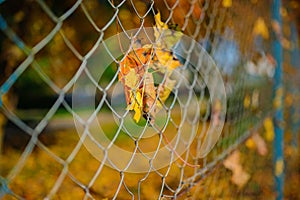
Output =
[
  {"x1": 36, "y1": 1, "x2": 84, "y2": 61},
  {"x1": 45, "y1": 125, "x2": 90, "y2": 198},
  {"x1": 181, "y1": 147, "x2": 199, "y2": 174},
  {"x1": 93, "y1": 99, "x2": 137, "y2": 153},
  {"x1": 0, "y1": 39, "x2": 27, "y2": 85},
  {"x1": 80, "y1": 64, "x2": 129, "y2": 138},
  {"x1": 158, "y1": 163, "x2": 182, "y2": 195},
  {"x1": 52, "y1": 174, "x2": 86, "y2": 199},
  {"x1": 130, "y1": 0, "x2": 154, "y2": 20},
  {"x1": 183, "y1": 163, "x2": 221, "y2": 199},
  {"x1": 74, "y1": 89, "x2": 137, "y2": 172},
  {"x1": 4, "y1": 67, "x2": 58, "y2": 130},
  {"x1": 29, "y1": 56, "x2": 85, "y2": 160},
  {"x1": 59, "y1": 6, "x2": 99, "y2": 57},
  {"x1": 58, "y1": 30, "x2": 83, "y2": 61},
  {"x1": 5, "y1": 146, "x2": 64, "y2": 199},
  {"x1": 159, "y1": 112, "x2": 198, "y2": 167},
  {"x1": 41, "y1": 110, "x2": 81, "y2": 161},
  {"x1": 106, "y1": 0, "x2": 126, "y2": 8},
  {"x1": 0, "y1": 10, "x2": 63, "y2": 97},
  {"x1": 117, "y1": 7, "x2": 143, "y2": 31},
  {"x1": 95, "y1": 60, "x2": 119, "y2": 92},
  {"x1": 83, "y1": 5, "x2": 117, "y2": 38},
  {"x1": 99, "y1": 28, "x2": 146, "y2": 65},
  {"x1": 114, "y1": 175, "x2": 135, "y2": 200},
  {"x1": 137, "y1": 171, "x2": 166, "y2": 199},
  {"x1": 134, "y1": 125, "x2": 163, "y2": 154},
  {"x1": 85, "y1": 165, "x2": 122, "y2": 199},
  {"x1": 4, "y1": 90, "x2": 66, "y2": 182},
  {"x1": 42, "y1": 0, "x2": 79, "y2": 19},
  {"x1": 80, "y1": 0, "x2": 117, "y2": 32},
  {"x1": 83, "y1": 151, "x2": 108, "y2": 192},
  {"x1": 117, "y1": 0, "x2": 154, "y2": 29},
  {"x1": 0, "y1": 105, "x2": 45, "y2": 183},
  {"x1": 30, "y1": 60, "x2": 77, "y2": 118},
  {"x1": 2, "y1": 116, "x2": 52, "y2": 160},
  {"x1": 32, "y1": 57, "x2": 91, "y2": 124},
  {"x1": 153, "y1": 0, "x2": 176, "y2": 23},
  {"x1": 190, "y1": 0, "x2": 208, "y2": 23},
  {"x1": 64, "y1": 143, "x2": 102, "y2": 190},
  {"x1": 0, "y1": 1, "x2": 56, "y2": 48},
  {"x1": 157, "y1": 117, "x2": 182, "y2": 152},
  {"x1": 155, "y1": 0, "x2": 199, "y2": 34},
  {"x1": 33, "y1": 33, "x2": 81, "y2": 89},
  {"x1": 117, "y1": 172, "x2": 154, "y2": 198},
  {"x1": 171, "y1": 0, "x2": 193, "y2": 30},
  {"x1": 0, "y1": 117, "x2": 31, "y2": 175}
]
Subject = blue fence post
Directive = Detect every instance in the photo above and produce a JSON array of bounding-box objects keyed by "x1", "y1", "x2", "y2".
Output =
[
  {"x1": 290, "y1": 22, "x2": 300, "y2": 148},
  {"x1": 271, "y1": 0, "x2": 284, "y2": 200}
]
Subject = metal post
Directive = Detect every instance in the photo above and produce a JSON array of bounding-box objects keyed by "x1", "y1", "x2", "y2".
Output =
[
  {"x1": 290, "y1": 22, "x2": 300, "y2": 148},
  {"x1": 271, "y1": 0, "x2": 284, "y2": 199}
]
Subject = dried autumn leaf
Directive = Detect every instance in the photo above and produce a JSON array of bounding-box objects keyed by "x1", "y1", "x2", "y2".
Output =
[
  {"x1": 118, "y1": 48, "x2": 150, "y2": 82},
  {"x1": 246, "y1": 132, "x2": 268, "y2": 156},
  {"x1": 154, "y1": 49, "x2": 182, "y2": 73},
  {"x1": 158, "y1": 77, "x2": 176, "y2": 103},
  {"x1": 252, "y1": 132, "x2": 268, "y2": 156},
  {"x1": 154, "y1": 11, "x2": 183, "y2": 50},
  {"x1": 127, "y1": 90, "x2": 143, "y2": 123},
  {"x1": 118, "y1": 48, "x2": 151, "y2": 121},
  {"x1": 118, "y1": 12, "x2": 183, "y2": 123},
  {"x1": 223, "y1": 150, "x2": 250, "y2": 188}
]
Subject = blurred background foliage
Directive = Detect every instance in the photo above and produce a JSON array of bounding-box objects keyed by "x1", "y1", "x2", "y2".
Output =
[{"x1": 0, "y1": 0, "x2": 299, "y2": 108}]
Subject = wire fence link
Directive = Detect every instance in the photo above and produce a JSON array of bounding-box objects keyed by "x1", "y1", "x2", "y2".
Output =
[{"x1": 0, "y1": 0, "x2": 299, "y2": 199}]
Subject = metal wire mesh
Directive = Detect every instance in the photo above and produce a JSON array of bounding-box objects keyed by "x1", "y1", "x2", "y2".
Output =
[{"x1": 0, "y1": 0, "x2": 299, "y2": 199}]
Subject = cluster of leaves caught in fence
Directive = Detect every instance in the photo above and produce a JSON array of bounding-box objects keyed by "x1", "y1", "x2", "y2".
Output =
[{"x1": 118, "y1": 12, "x2": 182, "y2": 123}]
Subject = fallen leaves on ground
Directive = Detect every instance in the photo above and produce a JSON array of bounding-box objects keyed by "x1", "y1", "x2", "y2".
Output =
[
  {"x1": 246, "y1": 132, "x2": 268, "y2": 156},
  {"x1": 223, "y1": 150, "x2": 250, "y2": 188}
]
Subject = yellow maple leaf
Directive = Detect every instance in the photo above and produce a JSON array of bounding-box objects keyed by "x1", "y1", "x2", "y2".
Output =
[
  {"x1": 155, "y1": 49, "x2": 181, "y2": 74},
  {"x1": 154, "y1": 11, "x2": 168, "y2": 30},
  {"x1": 127, "y1": 90, "x2": 143, "y2": 123},
  {"x1": 158, "y1": 78, "x2": 176, "y2": 103},
  {"x1": 153, "y1": 11, "x2": 183, "y2": 50}
]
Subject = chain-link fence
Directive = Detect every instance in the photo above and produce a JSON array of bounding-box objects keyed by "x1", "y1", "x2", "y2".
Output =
[{"x1": 0, "y1": 0, "x2": 299, "y2": 199}]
